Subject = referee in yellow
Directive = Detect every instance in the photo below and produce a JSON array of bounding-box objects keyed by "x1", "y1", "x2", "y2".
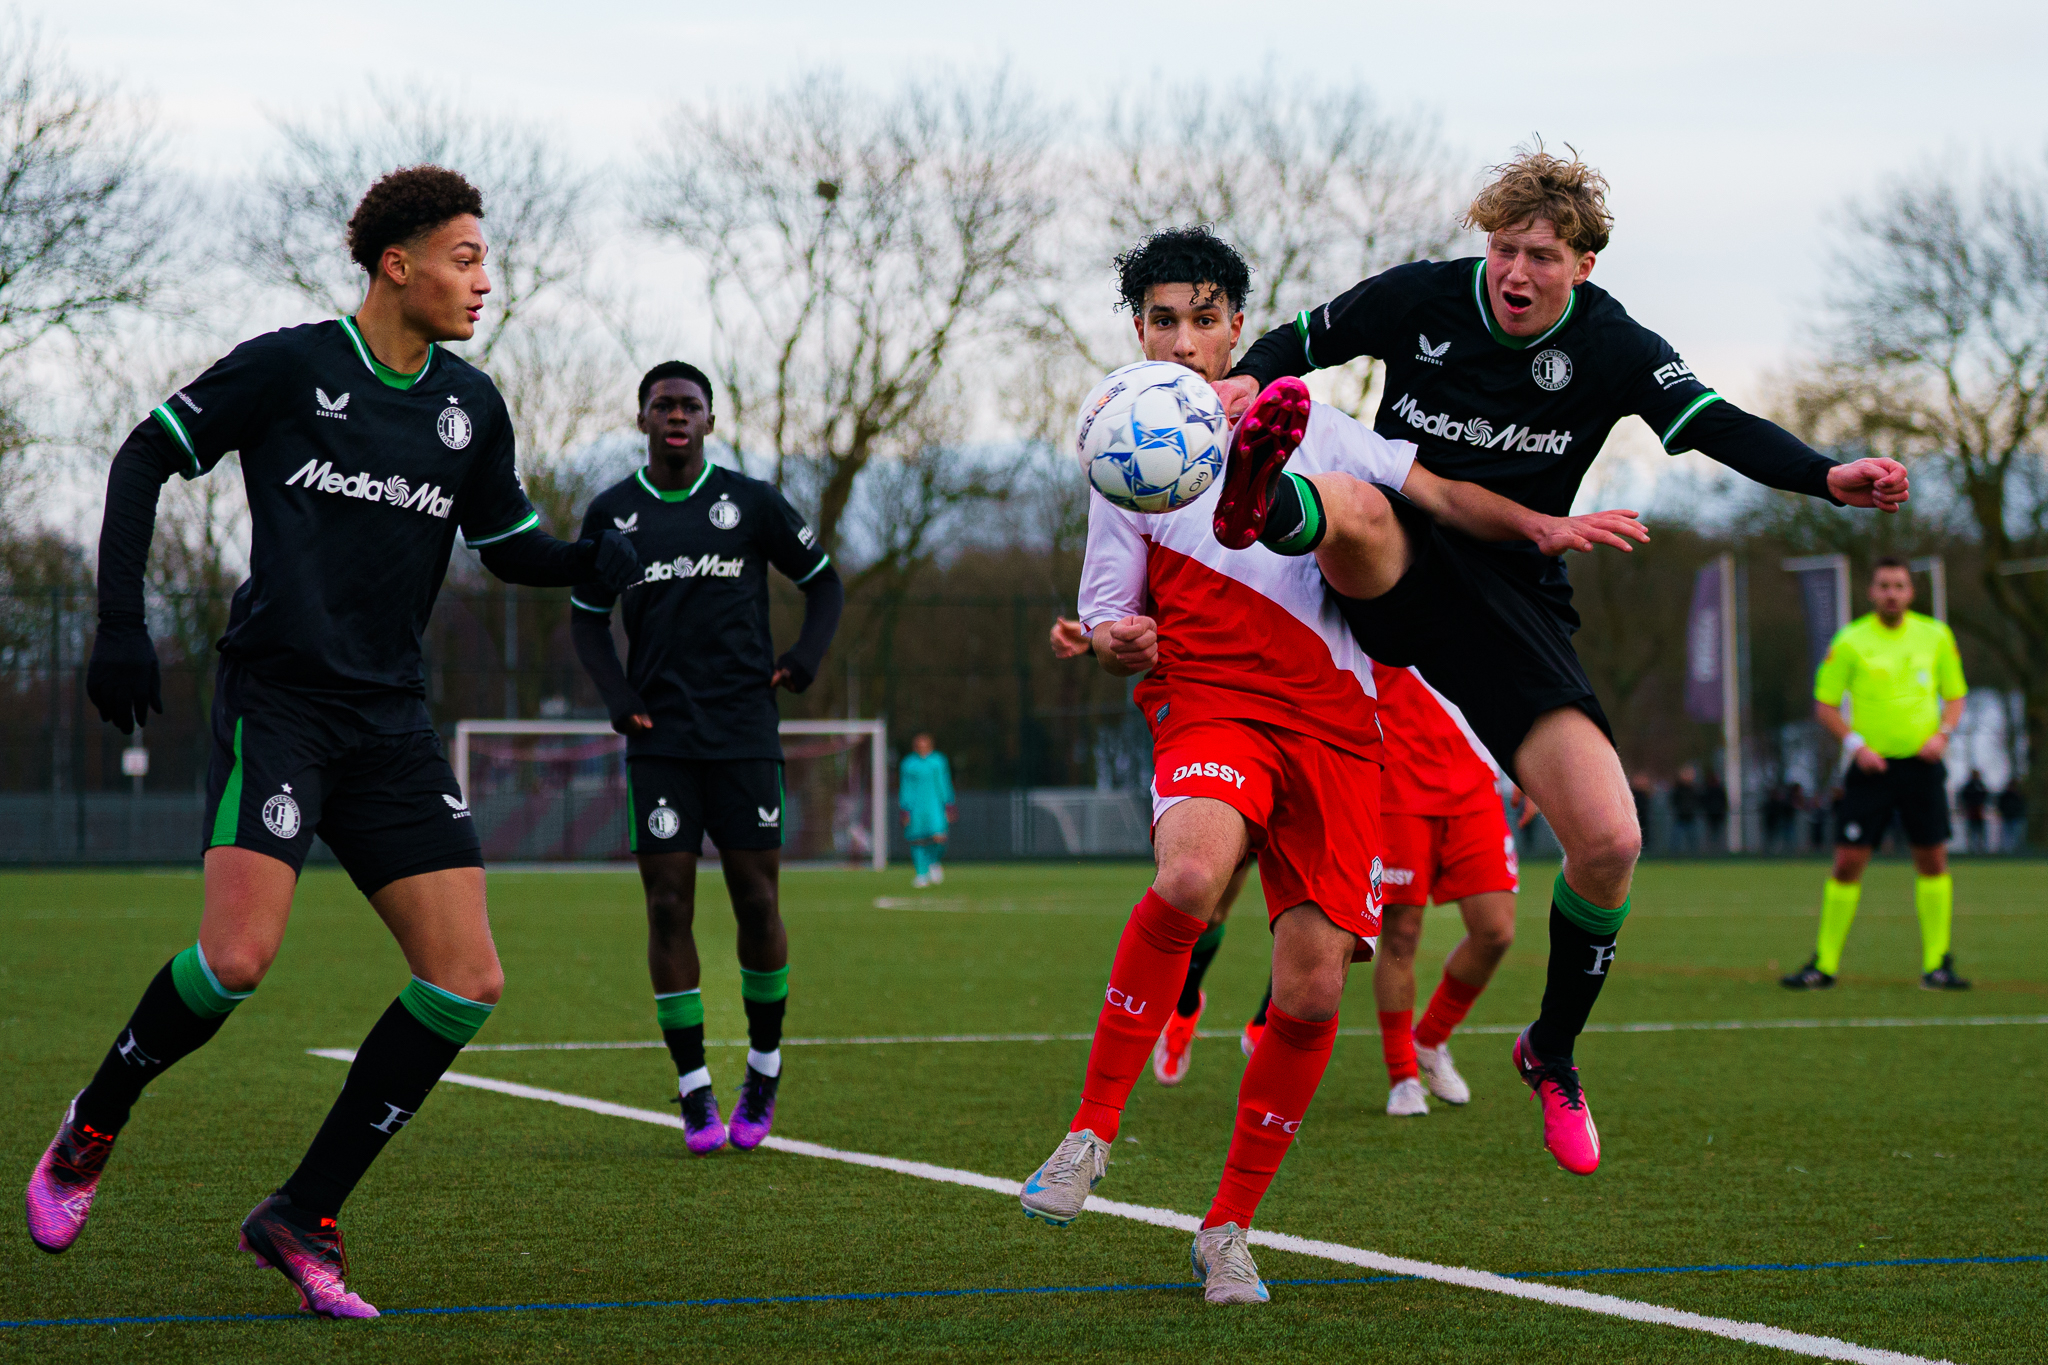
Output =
[{"x1": 1784, "y1": 557, "x2": 1970, "y2": 990}]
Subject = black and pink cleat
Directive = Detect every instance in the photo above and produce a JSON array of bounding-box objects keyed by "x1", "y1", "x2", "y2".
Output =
[
  {"x1": 238, "y1": 1194, "x2": 380, "y2": 1318},
  {"x1": 1212, "y1": 377, "x2": 1312, "y2": 550},
  {"x1": 24, "y1": 1092, "x2": 114, "y2": 1254}
]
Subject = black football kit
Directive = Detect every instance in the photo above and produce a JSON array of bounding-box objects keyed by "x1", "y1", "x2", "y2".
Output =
[
  {"x1": 95, "y1": 316, "x2": 634, "y2": 891},
  {"x1": 1232, "y1": 257, "x2": 1842, "y2": 771},
  {"x1": 570, "y1": 462, "x2": 843, "y2": 854}
]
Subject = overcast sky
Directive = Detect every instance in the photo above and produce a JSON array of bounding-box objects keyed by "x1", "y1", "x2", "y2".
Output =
[{"x1": 26, "y1": 0, "x2": 2048, "y2": 497}]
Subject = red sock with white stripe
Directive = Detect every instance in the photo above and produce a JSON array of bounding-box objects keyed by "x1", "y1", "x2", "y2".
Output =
[
  {"x1": 1414, "y1": 972, "x2": 1484, "y2": 1049},
  {"x1": 1071, "y1": 888, "x2": 1207, "y2": 1141},
  {"x1": 1378, "y1": 1008, "x2": 1417, "y2": 1083},
  {"x1": 1204, "y1": 1004, "x2": 1337, "y2": 1229}
]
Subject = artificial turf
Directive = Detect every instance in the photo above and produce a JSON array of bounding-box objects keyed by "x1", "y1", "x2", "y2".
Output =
[{"x1": 2, "y1": 858, "x2": 2042, "y2": 1362}]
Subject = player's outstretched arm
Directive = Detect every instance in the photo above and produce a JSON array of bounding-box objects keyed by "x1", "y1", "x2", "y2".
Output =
[
  {"x1": 1677, "y1": 403, "x2": 1908, "y2": 513},
  {"x1": 88, "y1": 420, "x2": 180, "y2": 734},
  {"x1": 1398, "y1": 464, "x2": 1650, "y2": 556},
  {"x1": 479, "y1": 526, "x2": 641, "y2": 591}
]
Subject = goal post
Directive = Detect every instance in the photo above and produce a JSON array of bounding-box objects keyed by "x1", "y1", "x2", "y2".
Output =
[{"x1": 453, "y1": 718, "x2": 889, "y2": 870}]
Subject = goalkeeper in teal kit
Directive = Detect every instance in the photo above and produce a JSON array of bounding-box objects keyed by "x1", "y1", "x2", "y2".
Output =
[{"x1": 899, "y1": 733, "x2": 955, "y2": 887}]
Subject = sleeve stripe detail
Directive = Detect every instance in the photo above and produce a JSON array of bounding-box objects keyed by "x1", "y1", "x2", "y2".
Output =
[
  {"x1": 464, "y1": 510, "x2": 541, "y2": 548},
  {"x1": 792, "y1": 553, "x2": 833, "y2": 585},
  {"x1": 569, "y1": 594, "x2": 610, "y2": 613},
  {"x1": 1294, "y1": 309, "x2": 1318, "y2": 370},
  {"x1": 151, "y1": 404, "x2": 200, "y2": 476},
  {"x1": 1660, "y1": 392, "x2": 1724, "y2": 451}
]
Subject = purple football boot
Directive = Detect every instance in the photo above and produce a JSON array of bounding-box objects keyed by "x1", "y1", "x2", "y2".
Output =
[
  {"x1": 680, "y1": 1083, "x2": 727, "y2": 1155},
  {"x1": 25, "y1": 1092, "x2": 116, "y2": 1254},
  {"x1": 728, "y1": 1065, "x2": 780, "y2": 1150},
  {"x1": 238, "y1": 1194, "x2": 380, "y2": 1318}
]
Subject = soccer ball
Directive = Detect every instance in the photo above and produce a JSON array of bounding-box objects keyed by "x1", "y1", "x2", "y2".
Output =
[{"x1": 1075, "y1": 361, "x2": 1229, "y2": 514}]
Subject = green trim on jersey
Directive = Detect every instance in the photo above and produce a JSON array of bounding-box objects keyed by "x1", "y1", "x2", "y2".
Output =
[
  {"x1": 209, "y1": 718, "x2": 246, "y2": 847},
  {"x1": 1294, "y1": 309, "x2": 1319, "y2": 370},
  {"x1": 1471, "y1": 261, "x2": 1578, "y2": 351},
  {"x1": 626, "y1": 768, "x2": 639, "y2": 853},
  {"x1": 1659, "y1": 391, "x2": 1725, "y2": 450},
  {"x1": 636, "y1": 462, "x2": 716, "y2": 504},
  {"x1": 150, "y1": 404, "x2": 202, "y2": 477},
  {"x1": 339, "y1": 316, "x2": 436, "y2": 390},
  {"x1": 569, "y1": 593, "x2": 610, "y2": 614},
  {"x1": 463, "y1": 510, "x2": 541, "y2": 548},
  {"x1": 792, "y1": 554, "x2": 833, "y2": 585}
]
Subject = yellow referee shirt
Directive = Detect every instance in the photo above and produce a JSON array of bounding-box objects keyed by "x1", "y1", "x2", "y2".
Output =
[{"x1": 1814, "y1": 612, "x2": 1967, "y2": 759}]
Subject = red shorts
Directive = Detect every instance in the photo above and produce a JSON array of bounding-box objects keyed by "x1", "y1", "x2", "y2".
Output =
[
  {"x1": 1379, "y1": 801, "x2": 1518, "y2": 908},
  {"x1": 1151, "y1": 717, "x2": 1383, "y2": 948}
]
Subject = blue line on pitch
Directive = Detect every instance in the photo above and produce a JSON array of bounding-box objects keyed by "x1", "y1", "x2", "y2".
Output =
[{"x1": 5, "y1": 1253, "x2": 2042, "y2": 1330}]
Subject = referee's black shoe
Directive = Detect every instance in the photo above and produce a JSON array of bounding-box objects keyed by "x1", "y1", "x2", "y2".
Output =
[
  {"x1": 1920, "y1": 954, "x2": 1972, "y2": 991},
  {"x1": 1779, "y1": 957, "x2": 1835, "y2": 990}
]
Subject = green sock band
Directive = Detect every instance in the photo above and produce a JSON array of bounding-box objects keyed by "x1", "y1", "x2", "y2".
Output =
[
  {"x1": 1552, "y1": 873, "x2": 1629, "y2": 936},
  {"x1": 1914, "y1": 874, "x2": 1954, "y2": 974},
  {"x1": 1816, "y1": 877, "x2": 1862, "y2": 975},
  {"x1": 398, "y1": 976, "x2": 495, "y2": 1046},
  {"x1": 1264, "y1": 471, "x2": 1326, "y2": 556},
  {"x1": 739, "y1": 965, "x2": 790, "y2": 1004},
  {"x1": 1192, "y1": 922, "x2": 1227, "y2": 954},
  {"x1": 655, "y1": 989, "x2": 704, "y2": 1030},
  {"x1": 169, "y1": 943, "x2": 254, "y2": 1020}
]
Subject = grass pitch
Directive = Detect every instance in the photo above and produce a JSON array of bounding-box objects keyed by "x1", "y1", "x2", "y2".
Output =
[{"x1": 2, "y1": 858, "x2": 2044, "y2": 1362}]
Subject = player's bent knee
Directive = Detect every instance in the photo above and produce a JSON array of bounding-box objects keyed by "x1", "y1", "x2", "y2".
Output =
[{"x1": 203, "y1": 944, "x2": 275, "y2": 994}]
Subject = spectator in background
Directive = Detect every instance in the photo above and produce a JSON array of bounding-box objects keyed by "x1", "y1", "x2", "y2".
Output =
[
  {"x1": 1764, "y1": 783, "x2": 1793, "y2": 853},
  {"x1": 1959, "y1": 770, "x2": 1990, "y2": 854},
  {"x1": 900, "y1": 732, "x2": 956, "y2": 888},
  {"x1": 1998, "y1": 779, "x2": 2027, "y2": 853},
  {"x1": 1702, "y1": 768, "x2": 1729, "y2": 851},
  {"x1": 1670, "y1": 765, "x2": 1701, "y2": 853},
  {"x1": 1630, "y1": 772, "x2": 1655, "y2": 855}
]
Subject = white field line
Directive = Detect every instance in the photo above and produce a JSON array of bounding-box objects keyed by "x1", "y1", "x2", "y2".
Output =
[
  {"x1": 306, "y1": 1051, "x2": 1958, "y2": 1365},
  {"x1": 451, "y1": 1013, "x2": 2048, "y2": 1053}
]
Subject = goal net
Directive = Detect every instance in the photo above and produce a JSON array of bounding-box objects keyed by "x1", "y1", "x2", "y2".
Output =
[{"x1": 451, "y1": 719, "x2": 888, "y2": 869}]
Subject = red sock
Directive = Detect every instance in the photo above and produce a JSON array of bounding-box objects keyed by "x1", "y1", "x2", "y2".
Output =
[
  {"x1": 1414, "y1": 972, "x2": 1485, "y2": 1049},
  {"x1": 1203, "y1": 1004, "x2": 1337, "y2": 1230},
  {"x1": 1378, "y1": 1009, "x2": 1417, "y2": 1083},
  {"x1": 1071, "y1": 888, "x2": 1206, "y2": 1141}
]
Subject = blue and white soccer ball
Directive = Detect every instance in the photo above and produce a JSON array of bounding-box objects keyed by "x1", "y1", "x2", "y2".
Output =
[{"x1": 1075, "y1": 361, "x2": 1229, "y2": 514}]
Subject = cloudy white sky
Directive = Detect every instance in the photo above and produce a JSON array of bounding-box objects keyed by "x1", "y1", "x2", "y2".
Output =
[{"x1": 25, "y1": 0, "x2": 2048, "y2": 498}]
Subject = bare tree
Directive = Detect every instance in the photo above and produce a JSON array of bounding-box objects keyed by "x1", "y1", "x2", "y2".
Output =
[
  {"x1": 642, "y1": 70, "x2": 1056, "y2": 559},
  {"x1": 1785, "y1": 153, "x2": 2048, "y2": 834}
]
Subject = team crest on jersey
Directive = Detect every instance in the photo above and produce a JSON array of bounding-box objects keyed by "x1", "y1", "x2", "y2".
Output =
[
  {"x1": 262, "y1": 787, "x2": 302, "y2": 839},
  {"x1": 1416, "y1": 334, "x2": 1450, "y2": 365},
  {"x1": 1531, "y1": 348, "x2": 1573, "y2": 392},
  {"x1": 710, "y1": 495, "x2": 741, "y2": 530},
  {"x1": 437, "y1": 405, "x2": 473, "y2": 450},
  {"x1": 648, "y1": 799, "x2": 680, "y2": 840}
]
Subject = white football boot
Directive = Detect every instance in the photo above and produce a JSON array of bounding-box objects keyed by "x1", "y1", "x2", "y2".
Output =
[
  {"x1": 1191, "y1": 1222, "x2": 1269, "y2": 1304},
  {"x1": 1414, "y1": 1042, "x2": 1472, "y2": 1105},
  {"x1": 1019, "y1": 1128, "x2": 1109, "y2": 1226},
  {"x1": 1386, "y1": 1076, "x2": 1431, "y2": 1117}
]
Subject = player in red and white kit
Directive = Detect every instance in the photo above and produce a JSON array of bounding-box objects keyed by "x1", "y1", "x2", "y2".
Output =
[
  {"x1": 1017, "y1": 226, "x2": 1620, "y2": 1305},
  {"x1": 1370, "y1": 662, "x2": 1522, "y2": 1117}
]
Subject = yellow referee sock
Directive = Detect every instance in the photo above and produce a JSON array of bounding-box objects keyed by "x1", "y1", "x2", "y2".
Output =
[
  {"x1": 1815, "y1": 879, "x2": 1861, "y2": 976},
  {"x1": 1915, "y1": 874, "x2": 1954, "y2": 974}
]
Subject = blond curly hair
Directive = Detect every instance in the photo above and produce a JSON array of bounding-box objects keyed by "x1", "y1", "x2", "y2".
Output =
[{"x1": 1464, "y1": 144, "x2": 1612, "y2": 255}]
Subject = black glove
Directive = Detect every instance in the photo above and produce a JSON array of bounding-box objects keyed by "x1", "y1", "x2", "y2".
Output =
[
  {"x1": 610, "y1": 692, "x2": 653, "y2": 736},
  {"x1": 774, "y1": 651, "x2": 816, "y2": 693},
  {"x1": 592, "y1": 529, "x2": 642, "y2": 593},
  {"x1": 87, "y1": 617, "x2": 163, "y2": 735}
]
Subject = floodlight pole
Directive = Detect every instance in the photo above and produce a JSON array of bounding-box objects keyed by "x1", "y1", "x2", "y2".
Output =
[{"x1": 1909, "y1": 555, "x2": 1948, "y2": 622}]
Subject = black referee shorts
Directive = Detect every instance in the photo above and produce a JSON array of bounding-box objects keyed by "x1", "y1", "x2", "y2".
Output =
[
  {"x1": 628, "y1": 756, "x2": 785, "y2": 855},
  {"x1": 1837, "y1": 757, "x2": 1952, "y2": 849},
  {"x1": 1333, "y1": 485, "x2": 1612, "y2": 779},
  {"x1": 202, "y1": 665, "x2": 482, "y2": 896}
]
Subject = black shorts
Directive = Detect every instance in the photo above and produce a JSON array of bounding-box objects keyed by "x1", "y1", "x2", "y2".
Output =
[
  {"x1": 1838, "y1": 757, "x2": 1952, "y2": 848},
  {"x1": 628, "y1": 757, "x2": 785, "y2": 854},
  {"x1": 1334, "y1": 486, "x2": 1611, "y2": 778},
  {"x1": 203, "y1": 665, "x2": 482, "y2": 896}
]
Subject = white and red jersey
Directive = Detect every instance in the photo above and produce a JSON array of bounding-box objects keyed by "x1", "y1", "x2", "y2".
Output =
[
  {"x1": 1077, "y1": 404, "x2": 1417, "y2": 760},
  {"x1": 1372, "y1": 660, "x2": 1502, "y2": 816}
]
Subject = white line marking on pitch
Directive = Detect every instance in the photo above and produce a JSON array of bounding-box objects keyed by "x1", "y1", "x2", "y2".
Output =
[
  {"x1": 452, "y1": 1013, "x2": 2048, "y2": 1053},
  {"x1": 307, "y1": 1050, "x2": 1960, "y2": 1365}
]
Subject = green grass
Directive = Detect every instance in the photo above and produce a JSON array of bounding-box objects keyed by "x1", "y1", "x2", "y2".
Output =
[{"x1": 2, "y1": 859, "x2": 2043, "y2": 1362}]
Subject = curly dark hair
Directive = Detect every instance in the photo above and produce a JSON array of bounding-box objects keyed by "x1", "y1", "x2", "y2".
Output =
[
  {"x1": 1113, "y1": 225, "x2": 1252, "y2": 316},
  {"x1": 638, "y1": 360, "x2": 716, "y2": 411},
  {"x1": 346, "y1": 165, "x2": 486, "y2": 275}
]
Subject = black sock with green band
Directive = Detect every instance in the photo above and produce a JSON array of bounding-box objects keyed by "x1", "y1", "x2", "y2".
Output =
[
  {"x1": 279, "y1": 978, "x2": 493, "y2": 1219},
  {"x1": 656, "y1": 988, "x2": 706, "y2": 1078},
  {"x1": 1527, "y1": 874, "x2": 1628, "y2": 1063},
  {"x1": 75, "y1": 947, "x2": 246, "y2": 1135},
  {"x1": 1257, "y1": 471, "x2": 1326, "y2": 556},
  {"x1": 1176, "y1": 922, "x2": 1226, "y2": 1017},
  {"x1": 740, "y1": 965, "x2": 788, "y2": 1075}
]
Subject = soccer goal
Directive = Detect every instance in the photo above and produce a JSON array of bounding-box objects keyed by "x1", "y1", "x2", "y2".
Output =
[{"x1": 451, "y1": 718, "x2": 889, "y2": 869}]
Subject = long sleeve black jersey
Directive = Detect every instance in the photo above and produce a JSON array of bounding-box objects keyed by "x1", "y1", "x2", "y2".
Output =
[
  {"x1": 570, "y1": 464, "x2": 835, "y2": 762},
  {"x1": 120, "y1": 318, "x2": 547, "y2": 731},
  {"x1": 1231, "y1": 258, "x2": 1840, "y2": 521}
]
